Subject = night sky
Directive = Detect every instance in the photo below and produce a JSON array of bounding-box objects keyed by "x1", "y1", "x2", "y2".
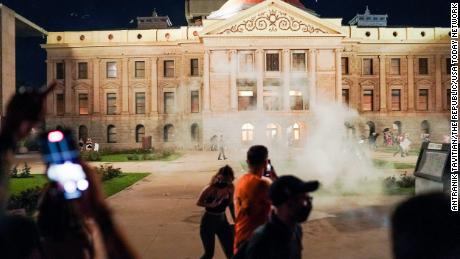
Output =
[{"x1": 5, "y1": 0, "x2": 451, "y2": 87}]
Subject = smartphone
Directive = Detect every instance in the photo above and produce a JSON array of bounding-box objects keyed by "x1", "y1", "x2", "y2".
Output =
[
  {"x1": 264, "y1": 159, "x2": 272, "y2": 177},
  {"x1": 40, "y1": 130, "x2": 89, "y2": 199}
]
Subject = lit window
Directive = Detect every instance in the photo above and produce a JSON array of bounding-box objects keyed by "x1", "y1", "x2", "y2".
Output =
[
  {"x1": 290, "y1": 90, "x2": 303, "y2": 110},
  {"x1": 362, "y1": 90, "x2": 374, "y2": 111},
  {"x1": 191, "y1": 90, "x2": 200, "y2": 113},
  {"x1": 242, "y1": 123, "x2": 254, "y2": 142},
  {"x1": 106, "y1": 62, "x2": 117, "y2": 78},
  {"x1": 79, "y1": 93, "x2": 89, "y2": 115}
]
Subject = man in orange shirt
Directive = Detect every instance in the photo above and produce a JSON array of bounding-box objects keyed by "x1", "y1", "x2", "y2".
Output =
[{"x1": 233, "y1": 145, "x2": 277, "y2": 253}]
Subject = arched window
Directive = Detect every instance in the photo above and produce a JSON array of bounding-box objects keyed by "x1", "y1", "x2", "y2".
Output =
[
  {"x1": 242, "y1": 123, "x2": 254, "y2": 142},
  {"x1": 266, "y1": 123, "x2": 278, "y2": 140},
  {"x1": 107, "y1": 125, "x2": 117, "y2": 143},
  {"x1": 191, "y1": 123, "x2": 199, "y2": 142},
  {"x1": 393, "y1": 121, "x2": 402, "y2": 135},
  {"x1": 292, "y1": 123, "x2": 300, "y2": 141},
  {"x1": 164, "y1": 124, "x2": 174, "y2": 142},
  {"x1": 136, "y1": 125, "x2": 145, "y2": 143},
  {"x1": 79, "y1": 125, "x2": 88, "y2": 142},
  {"x1": 421, "y1": 120, "x2": 430, "y2": 134}
]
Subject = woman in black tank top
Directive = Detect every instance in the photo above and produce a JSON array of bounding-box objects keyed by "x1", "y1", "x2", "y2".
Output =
[{"x1": 197, "y1": 165, "x2": 236, "y2": 259}]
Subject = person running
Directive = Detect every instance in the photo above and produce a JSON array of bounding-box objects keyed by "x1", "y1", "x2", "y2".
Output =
[
  {"x1": 197, "y1": 165, "x2": 236, "y2": 259},
  {"x1": 233, "y1": 145, "x2": 278, "y2": 254}
]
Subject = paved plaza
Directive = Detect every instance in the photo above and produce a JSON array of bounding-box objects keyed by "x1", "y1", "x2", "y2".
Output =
[{"x1": 16, "y1": 151, "x2": 414, "y2": 259}]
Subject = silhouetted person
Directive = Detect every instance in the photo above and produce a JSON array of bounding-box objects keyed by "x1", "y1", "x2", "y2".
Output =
[
  {"x1": 233, "y1": 145, "x2": 278, "y2": 253},
  {"x1": 0, "y1": 83, "x2": 56, "y2": 258},
  {"x1": 218, "y1": 135, "x2": 227, "y2": 160},
  {"x1": 236, "y1": 175, "x2": 319, "y2": 259},
  {"x1": 38, "y1": 159, "x2": 139, "y2": 259},
  {"x1": 392, "y1": 192, "x2": 460, "y2": 259},
  {"x1": 197, "y1": 165, "x2": 236, "y2": 259}
]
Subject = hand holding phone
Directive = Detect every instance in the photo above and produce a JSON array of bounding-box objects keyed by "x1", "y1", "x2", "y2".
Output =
[{"x1": 264, "y1": 159, "x2": 278, "y2": 180}]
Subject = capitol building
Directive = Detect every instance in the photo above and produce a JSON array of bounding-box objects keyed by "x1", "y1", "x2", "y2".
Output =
[{"x1": 42, "y1": 0, "x2": 452, "y2": 149}]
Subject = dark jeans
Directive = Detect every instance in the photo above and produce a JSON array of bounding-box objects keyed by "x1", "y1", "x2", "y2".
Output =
[{"x1": 200, "y1": 212, "x2": 234, "y2": 259}]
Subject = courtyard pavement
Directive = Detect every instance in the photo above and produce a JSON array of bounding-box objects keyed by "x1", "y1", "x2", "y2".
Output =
[{"x1": 13, "y1": 150, "x2": 414, "y2": 258}]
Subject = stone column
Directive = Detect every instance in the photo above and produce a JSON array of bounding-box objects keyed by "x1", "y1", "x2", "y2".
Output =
[
  {"x1": 92, "y1": 59, "x2": 100, "y2": 114},
  {"x1": 203, "y1": 50, "x2": 210, "y2": 112},
  {"x1": 335, "y1": 49, "x2": 343, "y2": 104},
  {"x1": 46, "y1": 61, "x2": 54, "y2": 115},
  {"x1": 307, "y1": 49, "x2": 317, "y2": 108},
  {"x1": 121, "y1": 58, "x2": 129, "y2": 114},
  {"x1": 379, "y1": 55, "x2": 387, "y2": 112},
  {"x1": 64, "y1": 59, "x2": 73, "y2": 115},
  {"x1": 407, "y1": 55, "x2": 415, "y2": 111},
  {"x1": 230, "y1": 50, "x2": 238, "y2": 111},
  {"x1": 256, "y1": 49, "x2": 264, "y2": 111},
  {"x1": 282, "y1": 49, "x2": 291, "y2": 111},
  {"x1": 435, "y1": 54, "x2": 443, "y2": 111},
  {"x1": 150, "y1": 57, "x2": 158, "y2": 115}
]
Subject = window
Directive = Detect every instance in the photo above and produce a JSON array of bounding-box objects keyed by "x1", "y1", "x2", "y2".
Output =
[
  {"x1": 362, "y1": 90, "x2": 374, "y2": 111},
  {"x1": 292, "y1": 52, "x2": 306, "y2": 72},
  {"x1": 79, "y1": 93, "x2": 89, "y2": 115},
  {"x1": 342, "y1": 89, "x2": 350, "y2": 107},
  {"x1": 107, "y1": 125, "x2": 117, "y2": 143},
  {"x1": 164, "y1": 60, "x2": 175, "y2": 77},
  {"x1": 164, "y1": 92, "x2": 174, "y2": 114},
  {"x1": 191, "y1": 123, "x2": 199, "y2": 142},
  {"x1": 78, "y1": 125, "x2": 88, "y2": 142},
  {"x1": 136, "y1": 125, "x2": 145, "y2": 143},
  {"x1": 56, "y1": 94, "x2": 64, "y2": 115},
  {"x1": 390, "y1": 58, "x2": 401, "y2": 75},
  {"x1": 391, "y1": 89, "x2": 401, "y2": 111},
  {"x1": 107, "y1": 93, "x2": 117, "y2": 115},
  {"x1": 78, "y1": 62, "x2": 88, "y2": 79},
  {"x1": 266, "y1": 123, "x2": 279, "y2": 141},
  {"x1": 418, "y1": 89, "x2": 429, "y2": 111},
  {"x1": 263, "y1": 92, "x2": 281, "y2": 111},
  {"x1": 191, "y1": 90, "x2": 199, "y2": 113},
  {"x1": 242, "y1": 123, "x2": 254, "y2": 142},
  {"x1": 419, "y1": 58, "x2": 429, "y2": 75},
  {"x1": 135, "y1": 92, "x2": 145, "y2": 114},
  {"x1": 164, "y1": 124, "x2": 174, "y2": 142},
  {"x1": 447, "y1": 58, "x2": 452, "y2": 74},
  {"x1": 290, "y1": 90, "x2": 303, "y2": 110},
  {"x1": 239, "y1": 53, "x2": 254, "y2": 73},
  {"x1": 106, "y1": 62, "x2": 117, "y2": 78},
  {"x1": 266, "y1": 53, "x2": 280, "y2": 71},
  {"x1": 292, "y1": 123, "x2": 300, "y2": 141},
  {"x1": 135, "y1": 61, "x2": 145, "y2": 78},
  {"x1": 56, "y1": 62, "x2": 65, "y2": 80},
  {"x1": 363, "y1": 58, "x2": 373, "y2": 75},
  {"x1": 341, "y1": 57, "x2": 349, "y2": 75},
  {"x1": 191, "y1": 59, "x2": 199, "y2": 76},
  {"x1": 238, "y1": 91, "x2": 256, "y2": 111}
]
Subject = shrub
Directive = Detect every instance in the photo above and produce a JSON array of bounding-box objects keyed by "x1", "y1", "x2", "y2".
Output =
[
  {"x1": 95, "y1": 164, "x2": 122, "y2": 181},
  {"x1": 81, "y1": 151, "x2": 101, "y2": 161},
  {"x1": 9, "y1": 164, "x2": 19, "y2": 178},
  {"x1": 7, "y1": 187, "x2": 43, "y2": 215}
]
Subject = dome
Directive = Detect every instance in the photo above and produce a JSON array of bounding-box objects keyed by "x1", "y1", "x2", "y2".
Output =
[{"x1": 208, "y1": 0, "x2": 311, "y2": 20}]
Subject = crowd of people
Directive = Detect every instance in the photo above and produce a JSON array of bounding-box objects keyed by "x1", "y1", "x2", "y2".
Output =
[{"x1": 0, "y1": 84, "x2": 459, "y2": 259}]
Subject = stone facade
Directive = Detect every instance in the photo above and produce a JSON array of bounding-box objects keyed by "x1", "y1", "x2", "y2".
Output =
[{"x1": 42, "y1": 0, "x2": 452, "y2": 150}]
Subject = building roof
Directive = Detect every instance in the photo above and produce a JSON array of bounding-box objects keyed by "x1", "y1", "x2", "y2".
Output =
[
  {"x1": 348, "y1": 6, "x2": 388, "y2": 27},
  {"x1": 208, "y1": 0, "x2": 316, "y2": 20},
  {"x1": 0, "y1": 4, "x2": 47, "y2": 37}
]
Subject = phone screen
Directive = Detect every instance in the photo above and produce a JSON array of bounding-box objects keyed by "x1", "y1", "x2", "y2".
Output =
[
  {"x1": 41, "y1": 130, "x2": 88, "y2": 199},
  {"x1": 264, "y1": 163, "x2": 272, "y2": 177}
]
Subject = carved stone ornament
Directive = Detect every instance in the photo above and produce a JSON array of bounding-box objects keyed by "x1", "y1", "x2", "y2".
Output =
[
  {"x1": 102, "y1": 83, "x2": 121, "y2": 89},
  {"x1": 218, "y1": 9, "x2": 328, "y2": 34}
]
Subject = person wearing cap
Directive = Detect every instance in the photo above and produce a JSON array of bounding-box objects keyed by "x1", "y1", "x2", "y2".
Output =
[
  {"x1": 233, "y1": 145, "x2": 278, "y2": 253},
  {"x1": 237, "y1": 175, "x2": 319, "y2": 259}
]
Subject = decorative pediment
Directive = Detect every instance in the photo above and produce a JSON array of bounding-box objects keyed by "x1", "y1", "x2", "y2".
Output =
[
  {"x1": 72, "y1": 82, "x2": 91, "y2": 90},
  {"x1": 131, "y1": 83, "x2": 147, "y2": 89},
  {"x1": 388, "y1": 79, "x2": 406, "y2": 86},
  {"x1": 201, "y1": 0, "x2": 343, "y2": 37},
  {"x1": 342, "y1": 78, "x2": 353, "y2": 87},
  {"x1": 102, "y1": 82, "x2": 121, "y2": 89},
  {"x1": 359, "y1": 79, "x2": 378, "y2": 87},
  {"x1": 415, "y1": 79, "x2": 433, "y2": 86}
]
